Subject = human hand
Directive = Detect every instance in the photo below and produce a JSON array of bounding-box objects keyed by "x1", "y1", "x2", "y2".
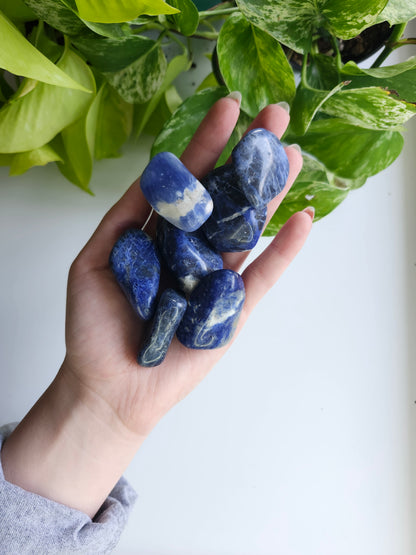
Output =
[{"x1": 1, "y1": 96, "x2": 313, "y2": 517}]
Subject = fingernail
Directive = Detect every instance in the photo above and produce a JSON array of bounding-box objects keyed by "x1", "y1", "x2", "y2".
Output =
[
  {"x1": 290, "y1": 143, "x2": 302, "y2": 153},
  {"x1": 303, "y1": 206, "x2": 315, "y2": 220},
  {"x1": 276, "y1": 101, "x2": 290, "y2": 113},
  {"x1": 226, "y1": 91, "x2": 242, "y2": 107}
]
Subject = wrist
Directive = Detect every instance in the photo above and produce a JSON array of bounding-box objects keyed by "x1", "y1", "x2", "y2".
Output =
[{"x1": 1, "y1": 366, "x2": 145, "y2": 518}]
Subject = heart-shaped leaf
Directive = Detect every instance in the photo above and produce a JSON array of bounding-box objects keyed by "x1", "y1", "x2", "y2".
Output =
[
  {"x1": 104, "y1": 43, "x2": 166, "y2": 103},
  {"x1": 9, "y1": 143, "x2": 62, "y2": 176},
  {"x1": 0, "y1": 11, "x2": 88, "y2": 90},
  {"x1": 151, "y1": 87, "x2": 228, "y2": 158},
  {"x1": 22, "y1": 0, "x2": 84, "y2": 34},
  {"x1": 217, "y1": 12, "x2": 295, "y2": 117},
  {"x1": 166, "y1": 0, "x2": 199, "y2": 36},
  {"x1": 320, "y1": 87, "x2": 416, "y2": 130},
  {"x1": 286, "y1": 118, "x2": 404, "y2": 179},
  {"x1": 0, "y1": 48, "x2": 94, "y2": 153},
  {"x1": 236, "y1": 0, "x2": 388, "y2": 53},
  {"x1": 74, "y1": 0, "x2": 179, "y2": 23},
  {"x1": 94, "y1": 84, "x2": 133, "y2": 159},
  {"x1": 341, "y1": 57, "x2": 416, "y2": 102},
  {"x1": 376, "y1": 0, "x2": 416, "y2": 24},
  {"x1": 73, "y1": 34, "x2": 155, "y2": 72},
  {"x1": 265, "y1": 155, "x2": 350, "y2": 235}
]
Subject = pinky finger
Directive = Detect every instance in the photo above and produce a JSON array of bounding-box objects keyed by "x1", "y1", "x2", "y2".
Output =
[{"x1": 241, "y1": 210, "x2": 314, "y2": 316}]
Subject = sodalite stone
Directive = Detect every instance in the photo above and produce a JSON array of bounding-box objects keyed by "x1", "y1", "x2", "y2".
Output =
[
  {"x1": 232, "y1": 128, "x2": 289, "y2": 208},
  {"x1": 202, "y1": 165, "x2": 267, "y2": 252},
  {"x1": 109, "y1": 228, "x2": 160, "y2": 321},
  {"x1": 138, "y1": 289, "x2": 187, "y2": 367},
  {"x1": 157, "y1": 218, "x2": 223, "y2": 293},
  {"x1": 140, "y1": 152, "x2": 213, "y2": 232},
  {"x1": 176, "y1": 269, "x2": 245, "y2": 349}
]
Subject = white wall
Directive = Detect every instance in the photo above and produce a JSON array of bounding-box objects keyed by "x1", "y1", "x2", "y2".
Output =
[{"x1": 0, "y1": 56, "x2": 415, "y2": 555}]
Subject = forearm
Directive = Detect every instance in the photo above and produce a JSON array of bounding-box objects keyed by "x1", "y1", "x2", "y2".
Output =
[{"x1": 1, "y1": 365, "x2": 145, "y2": 518}]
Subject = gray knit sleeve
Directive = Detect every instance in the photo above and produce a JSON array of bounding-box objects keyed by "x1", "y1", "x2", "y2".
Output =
[{"x1": 0, "y1": 423, "x2": 137, "y2": 554}]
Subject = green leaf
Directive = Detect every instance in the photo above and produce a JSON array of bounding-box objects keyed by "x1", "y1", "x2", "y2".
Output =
[
  {"x1": 0, "y1": 48, "x2": 95, "y2": 153},
  {"x1": 376, "y1": 0, "x2": 416, "y2": 24},
  {"x1": 94, "y1": 84, "x2": 133, "y2": 159},
  {"x1": 167, "y1": 0, "x2": 199, "y2": 36},
  {"x1": 341, "y1": 57, "x2": 416, "y2": 102},
  {"x1": 73, "y1": 34, "x2": 155, "y2": 72},
  {"x1": 28, "y1": 23, "x2": 63, "y2": 63},
  {"x1": 236, "y1": 0, "x2": 388, "y2": 54},
  {"x1": 8, "y1": 143, "x2": 62, "y2": 175},
  {"x1": 22, "y1": 0, "x2": 84, "y2": 34},
  {"x1": 322, "y1": 0, "x2": 388, "y2": 39},
  {"x1": 104, "y1": 42, "x2": 167, "y2": 103},
  {"x1": 0, "y1": 11, "x2": 89, "y2": 90},
  {"x1": 265, "y1": 156, "x2": 350, "y2": 235},
  {"x1": 0, "y1": 0, "x2": 36, "y2": 21},
  {"x1": 217, "y1": 12, "x2": 295, "y2": 117},
  {"x1": 286, "y1": 118, "x2": 404, "y2": 179},
  {"x1": 56, "y1": 85, "x2": 101, "y2": 192},
  {"x1": 308, "y1": 54, "x2": 340, "y2": 90},
  {"x1": 75, "y1": 0, "x2": 179, "y2": 23},
  {"x1": 320, "y1": 87, "x2": 416, "y2": 130},
  {"x1": 81, "y1": 20, "x2": 132, "y2": 38},
  {"x1": 235, "y1": 0, "x2": 316, "y2": 54},
  {"x1": 151, "y1": 86, "x2": 228, "y2": 158},
  {"x1": 288, "y1": 81, "x2": 346, "y2": 135},
  {"x1": 0, "y1": 153, "x2": 14, "y2": 165},
  {"x1": 134, "y1": 49, "x2": 191, "y2": 137}
]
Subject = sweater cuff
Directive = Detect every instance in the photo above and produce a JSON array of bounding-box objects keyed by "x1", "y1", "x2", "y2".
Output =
[{"x1": 0, "y1": 422, "x2": 137, "y2": 554}]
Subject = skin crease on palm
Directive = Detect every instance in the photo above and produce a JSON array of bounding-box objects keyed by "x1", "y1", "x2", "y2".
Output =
[{"x1": 1, "y1": 97, "x2": 313, "y2": 518}]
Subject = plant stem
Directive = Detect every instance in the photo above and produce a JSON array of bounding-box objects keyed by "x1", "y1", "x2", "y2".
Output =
[
  {"x1": 371, "y1": 22, "x2": 407, "y2": 67},
  {"x1": 301, "y1": 53, "x2": 309, "y2": 87},
  {"x1": 391, "y1": 38, "x2": 416, "y2": 47},
  {"x1": 198, "y1": 7, "x2": 239, "y2": 18}
]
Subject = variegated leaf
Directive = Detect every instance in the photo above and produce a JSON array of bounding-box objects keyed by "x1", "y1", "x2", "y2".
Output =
[
  {"x1": 265, "y1": 155, "x2": 350, "y2": 235},
  {"x1": 286, "y1": 118, "x2": 404, "y2": 179},
  {"x1": 320, "y1": 87, "x2": 416, "y2": 130},
  {"x1": 104, "y1": 44, "x2": 166, "y2": 104},
  {"x1": 217, "y1": 12, "x2": 295, "y2": 117}
]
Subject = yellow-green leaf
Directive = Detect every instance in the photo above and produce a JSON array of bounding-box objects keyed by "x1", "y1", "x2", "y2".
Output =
[
  {"x1": 75, "y1": 0, "x2": 179, "y2": 23},
  {"x1": 94, "y1": 84, "x2": 133, "y2": 159},
  {"x1": 0, "y1": 11, "x2": 89, "y2": 90},
  {"x1": 0, "y1": 48, "x2": 95, "y2": 153},
  {"x1": 56, "y1": 85, "x2": 102, "y2": 192},
  {"x1": 9, "y1": 143, "x2": 62, "y2": 175}
]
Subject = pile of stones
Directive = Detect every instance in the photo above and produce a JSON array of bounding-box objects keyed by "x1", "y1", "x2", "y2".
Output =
[{"x1": 110, "y1": 128, "x2": 289, "y2": 367}]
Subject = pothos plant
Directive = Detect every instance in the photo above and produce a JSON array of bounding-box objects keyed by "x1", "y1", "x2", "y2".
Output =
[{"x1": 1, "y1": 0, "x2": 415, "y2": 234}]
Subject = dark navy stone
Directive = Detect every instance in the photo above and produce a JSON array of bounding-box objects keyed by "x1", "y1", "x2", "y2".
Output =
[
  {"x1": 201, "y1": 165, "x2": 267, "y2": 252},
  {"x1": 138, "y1": 289, "x2": 187, "y2": 367},
  {"x1": 109, "y1": 228, "x2": 160, "y2": 321},
  {"x1": 232, "y1": 128, "x2": 289, "y2": 208},
  {"x1": 140, "y1": 151, "x2": 213, "y2": 232},
  {"x1": 176, "y1": 269, "x2": 245, "y2": 349},
  {"x1": 157, "y1": 218, "x2": 223, "y2": 293}
]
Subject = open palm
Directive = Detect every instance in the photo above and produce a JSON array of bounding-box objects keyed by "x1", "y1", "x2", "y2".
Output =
[{"x1": 62, "y1": 98, "x2": 312, "y2": 440}]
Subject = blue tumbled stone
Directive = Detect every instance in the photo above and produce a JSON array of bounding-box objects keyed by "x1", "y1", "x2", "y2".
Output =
[
  {"x1": 138, "y1": 289, "x2": 187, "y2": 367},
  {"x1": 157, "y1": 218, "x2": 223, "y2": 293},
  {"x1": 232, "y1": 128, "x2": 289, "y2": 208},
  {"x1": 201, "y1": 165, "x2": 267, "y2": 252},
  {"x1": 140, "y1": 152, "x2": 213, "y2": 232},
  {"x1": 110, "y1": 228, "x2": 160, "y2": 321},
  {"x1": 176, "y1": 269, "x2": 245, "y2": 349}
]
